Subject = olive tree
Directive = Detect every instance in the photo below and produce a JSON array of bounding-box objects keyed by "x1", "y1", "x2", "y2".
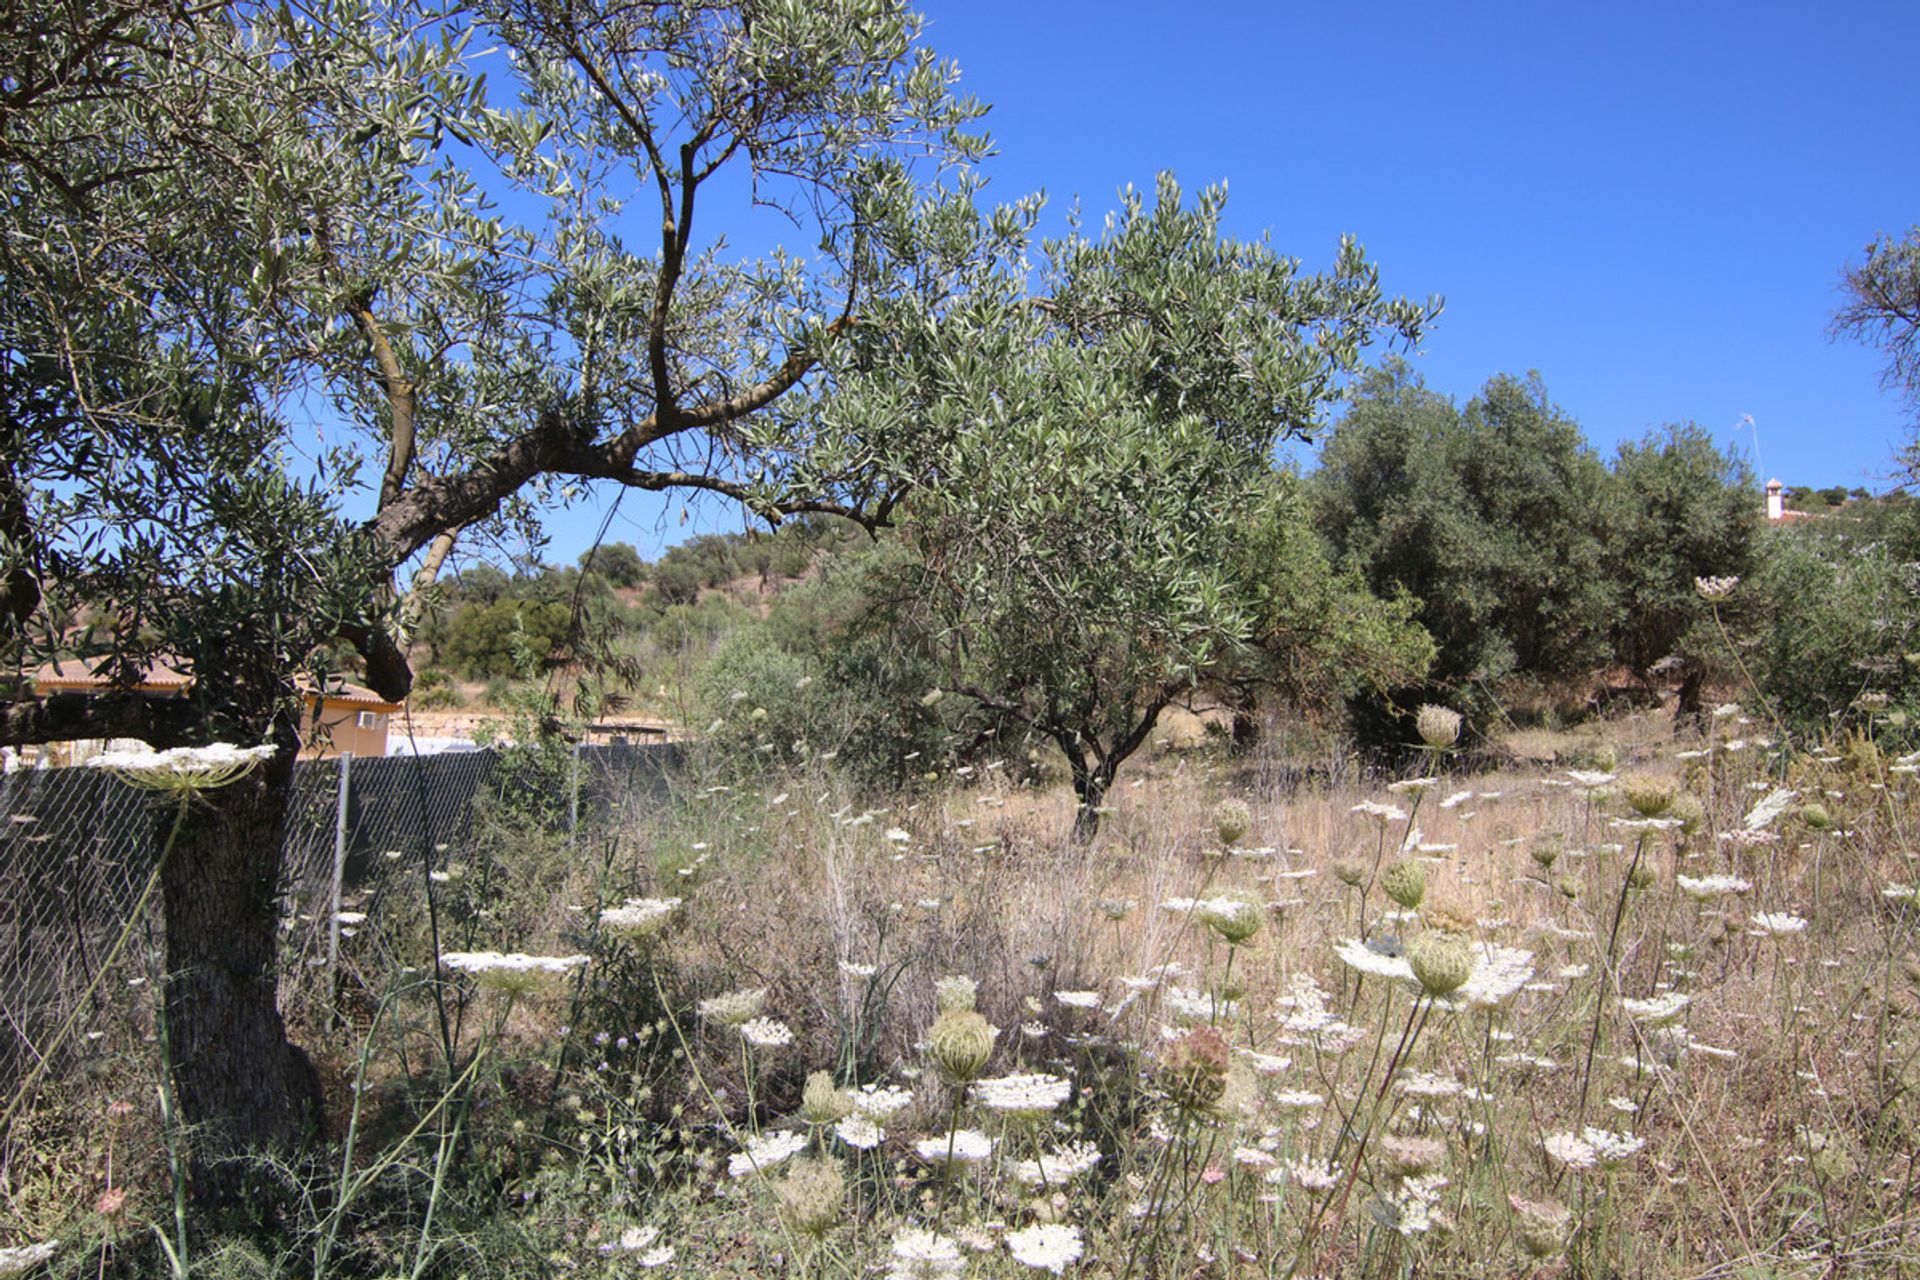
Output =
[
  {"x1": 822, "y1": 176, "x2": 1437, "y2": 838},
  {"x1": 1, "y1": 0, "x2": 985, "y2": 1180}
]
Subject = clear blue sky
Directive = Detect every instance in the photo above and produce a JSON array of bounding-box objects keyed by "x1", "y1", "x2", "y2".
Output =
[{"x1": 539, "y1": 1, "x2": 1920, "y2": 564}]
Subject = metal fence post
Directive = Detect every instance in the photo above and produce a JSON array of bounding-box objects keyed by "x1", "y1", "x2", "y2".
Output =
[
  {"x1": 568, "y1": 743, "x2": 582, "y2": 849},
  {"x1": 326, "y1": 752, "x2": 352, "y2": 975}
]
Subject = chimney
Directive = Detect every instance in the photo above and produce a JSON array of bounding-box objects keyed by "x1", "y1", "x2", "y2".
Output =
[{"x1": 1766, "y1": 478, "x2": 1784, "y2": 521}]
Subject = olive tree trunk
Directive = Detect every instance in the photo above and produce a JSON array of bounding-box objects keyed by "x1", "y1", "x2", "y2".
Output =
[{"x1": 157, "y1": 731, "x2": 321, "y2": 1198}]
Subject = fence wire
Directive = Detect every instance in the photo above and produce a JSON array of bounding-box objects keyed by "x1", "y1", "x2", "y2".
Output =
[{"x1": 0, "y1": 743, "x2": 679, "y2": 1098}]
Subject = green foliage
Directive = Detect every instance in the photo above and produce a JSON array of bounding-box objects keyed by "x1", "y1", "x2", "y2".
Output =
[
  {"x1": 1743, "y1": 522, "x2": 1920, "y2": 738},
  {"x1": 650, "y1": 559, "x2": 704, "y2": 608},
  {"x1": 1600, "y1": 423, "x2": 1758, "y2": 679},
  {"x1": 1315, "y1": 362, "x2": 1614, "y2": 700},
  {"x1": 439, "y1": 598, "x2": 573, "y2": 680},
  {"x1": 579, "y1": 541, "x2": 646, "y2": 589},
  {"x1": 817, "y1": 175, "x2": 1436, "y2": 828}
]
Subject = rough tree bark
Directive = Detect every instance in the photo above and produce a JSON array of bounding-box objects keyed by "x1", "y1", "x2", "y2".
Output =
[{"x1": 158, "y1": 719, "x2": 321, "y2": 1197}]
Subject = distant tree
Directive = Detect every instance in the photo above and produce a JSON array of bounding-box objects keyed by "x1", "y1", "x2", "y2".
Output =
[
  {"x1": 580, "y1": 541, "x2": 647, "y2": 589},
  {"x1": 652, "y1": 558, "x2": 705, "y2": 607},
  {"x1": 1599, "y1": 425, "x2": 1758, "y2": 715},
  {"x1": 441, "y1": 598, "x2": 573, "y2": 680},
  {"x1": 1315, "y1": 362, "x2": 1613, "y2": 707}
]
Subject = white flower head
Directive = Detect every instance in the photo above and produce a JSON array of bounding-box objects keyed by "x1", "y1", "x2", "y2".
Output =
[
  {"x1": 1582, "y1": 1126, "x2": 1646, "y2": 1167},
  {"x1": 1446, "y1": 943, "x2": 1535, "y2": 1009},
  {"x1": 887, "y1": 1227, "x2": 964, "y2": 1280},
  {"x1": 1751, "y1": 912, "x2": 1808, "y2": 937},
  {"x1": 599, "y1": 897, "x2": 682, "y2": 939},
  {"x1": 913, "y1": 1129, "x2": 994, "y2": 1163},
  {"x1": 1335, "y1": 938, "x2": 1415, "y2": 983},
  {"x1": 850, "y1": 1083, "x2": 915, "y2": 1119},
  {"x1": 439, "y1": 951, "x2": 587, "y2": 996},
  {"x1": 699, "y1": 987, "x2": 768, "y2": 1027},
  {"x1": 0, "y1": 1241, "x2": 58, "y2": 1276},
  {"x1": 1676, "y1": 874, "x2": 1750, "y2": 901},
  {"x1": 87, "y1": 742, "x2": 276, "y2": 792},
  {"x1": 1621, "y1": 992, "x2": 1690, "y2": 1025},
  {"x1": 1009, "y1": 1140, "x2": 1103, "y2": 1185},
  {"x1": 739, "y1": 1017, "x2": 794, "y2": 1049},
  {"x1": 834, "y1": 1113, "x2": 883, "y2": 1149},
  {"x1": 1005, "y1": 1223, "x2": 1083, "y2": 1274},
  {"x1": 974, "y1": 1072, "x2": 1071, "y2": 1114},
  {"x1": 727, "y1": 1130, "x2": 806, "y2": 1177}
]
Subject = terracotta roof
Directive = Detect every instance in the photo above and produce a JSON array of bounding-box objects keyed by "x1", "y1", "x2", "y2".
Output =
[
  {"x1": 30, "y1": 658, "x2": 191, "y2": 691},
  {"x1": 29, "y1": 661, "x2": 401, "y2": 711}
]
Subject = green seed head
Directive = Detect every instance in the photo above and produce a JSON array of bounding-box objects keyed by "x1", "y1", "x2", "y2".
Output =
[
  {"x1": 928, "y1": 1009, "x2": 994, "y2": 1083},
  {"x1": 1408, "y1": 933, "x2": 1475, "y2": 997},
  {"x1": 1198, "y1": 891, "x2": 1264, "y2": 946},
  {"x1": 1620, "y1": 774, "x2": 1676, "y2": 818},
  {"x1": 774, "y1": 1157, "x2": 845, "y2": 1237},
  {"x1": 1213, "y1": 798, "x2": 1252, "y2": 847},
  {"x1": 800, "y1": 1070, "x2": 852, "y2": 1125},
  {"x1": 1381, "y1": 860, "x2": 1426, "y2": 910}
]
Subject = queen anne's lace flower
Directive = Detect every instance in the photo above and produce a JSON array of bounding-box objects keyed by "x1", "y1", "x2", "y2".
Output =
[
  {"x1": 834, "y1": 1113, "x2": 883, "y2": 1149},
  {"x1": 0, "y1": 1241, "x2": 58, "y2": 1276},
  {"x1": 887, "y1": 1228, "x2": 964, "y2": 1280},
  {"x1": 913, "y1": 1129, "x2": 994, "y2": 1163},
  {"x1": 973, "y1": 1072, "x2": 1071, "y2": 1113},
  {"x1": 1751, "y1": 912, "x2": 1808, "y2": 936},
  {"x1": 699, "y1": 988, "x2": 768, "y2": 1027},
  {"x1": 1676, "y1": 874, "x2": 1751, "y2": 901},
  {"x1": 1005, "y1": 1223, "x2": 1083, "y2": 1274},
  {"x1": 87, "y1": 742, "x2": 277, "y2": 792},
  {"x1": 1009, "y1": 1141, "x2": 1102, "y2": 1185},
  {"x1": 600, "y1": 1226, "x2": 674, "y2": 1267},
  {"x1": 439, "y1": 951, "x2": 587, "y2": 996},
  {"x1": 850, "y1": 1083, "x2": 915, "y2": 1119},
  {"x1": 740, "y1": 1017, "x2": 794, "y2": 1049},
  {"x1": 1446, "y1": 943, "x2": 1535, "y2": 1009},
  {"x1": 1274, "y1": 1157, "x2": 1340, "y2": 1192},
  {"x1": 599, "y1": 898, "x2": 681, "y2": 938},
  {"x1": 1335, "y1": 939, "x2": 1415, "y2": 983},
  {"x1": 728, "y1": 1130, "x2": 806, "y2": 1177},
  {"x1": 1621, "y1": 993, "x2": 1690, "y2": 1025},
  {"x1": 1054, "y1": 990, "x2": 1102, "y2": 1009}
]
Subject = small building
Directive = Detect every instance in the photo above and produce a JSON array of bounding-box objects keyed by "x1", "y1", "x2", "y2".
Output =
[
  {"x1": 24, "y1": 659, "x2": 403, "y2": 761},
  {"x1": 297, "y1": 679, "x2": 402, "y2": 759},
  {"x1": 1765, "y1": 478, "x2": 1817, "y2": 523}
]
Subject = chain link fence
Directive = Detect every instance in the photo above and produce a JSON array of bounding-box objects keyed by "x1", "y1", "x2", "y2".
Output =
[{"x1": 0, "y1": 742, "x2": 680, "y2": 1096}]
